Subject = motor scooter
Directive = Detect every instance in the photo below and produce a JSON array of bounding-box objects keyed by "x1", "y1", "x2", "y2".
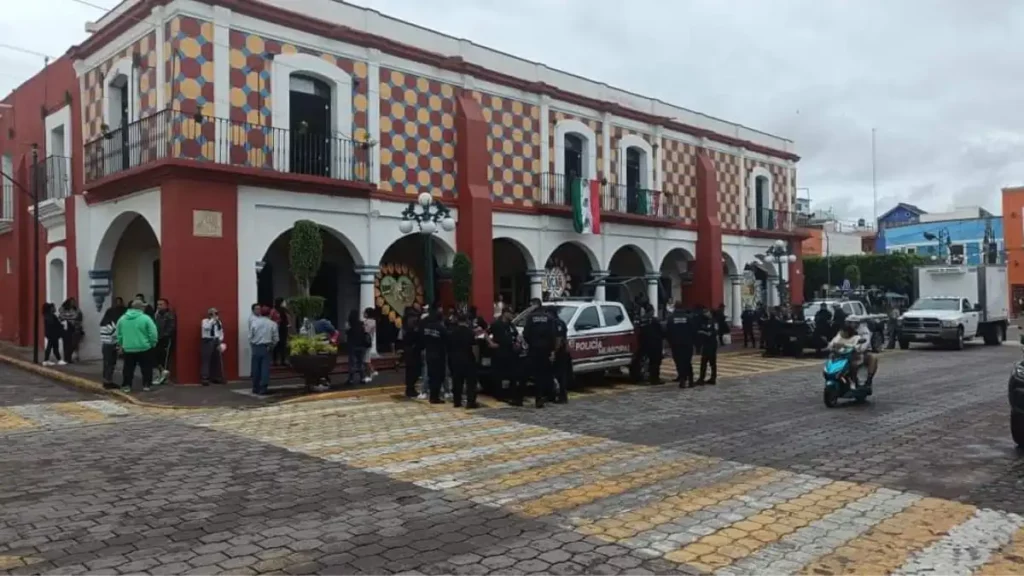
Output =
[{"x1": 822, "y1": 336, "x2": 872, "y2": 408}]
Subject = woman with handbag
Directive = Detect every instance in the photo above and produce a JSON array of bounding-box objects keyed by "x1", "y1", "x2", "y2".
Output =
[{"x1": 362, "y1": 308, "x2": 379, "y2": 382}]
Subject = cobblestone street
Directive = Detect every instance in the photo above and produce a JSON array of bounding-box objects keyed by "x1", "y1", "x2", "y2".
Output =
[{"x1": 1, "y1": 344, "x2": 1023, "y2": 575}]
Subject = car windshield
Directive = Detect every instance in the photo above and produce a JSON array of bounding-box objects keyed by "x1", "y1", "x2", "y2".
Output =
[
  {"x1": 803, "y1": 303, "x2": 832, "y2": 318},
  {"x1": 512, "y1": 305, "x2": 576, "y2": 327},
  {"x1": 909, "y1": 298, "x2": 960, "y2": 311}
]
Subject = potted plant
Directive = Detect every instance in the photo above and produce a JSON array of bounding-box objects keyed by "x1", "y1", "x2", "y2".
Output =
[{"x1": 286, "y1": 220, "x2": 336, "y2": 388}]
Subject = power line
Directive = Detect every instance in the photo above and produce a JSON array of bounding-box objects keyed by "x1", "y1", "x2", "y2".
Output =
[{"x1": 0, "y1": 42, "x2": 56, "y2": 61}]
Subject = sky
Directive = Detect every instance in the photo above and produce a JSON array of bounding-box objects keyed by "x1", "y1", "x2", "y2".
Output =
[{"x1": 2, "y1": 0, "x2": 1022, "y2": 223}]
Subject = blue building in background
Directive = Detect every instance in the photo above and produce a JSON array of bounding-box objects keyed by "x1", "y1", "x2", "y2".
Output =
[
  {"x1": 881, "y1": 216, "x2": 1003, "y2": 265},
  {"x1": 874, "y1": 203, "x2": 927, "y2": 253}
]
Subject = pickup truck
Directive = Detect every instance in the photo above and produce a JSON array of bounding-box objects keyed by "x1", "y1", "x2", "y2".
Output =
[
  {"x1": 899, "y1": 264, "x2": 1009, "y2": 349},
  {"x1": 478, "y1": 300, "x2": 637, "y2": 392}
]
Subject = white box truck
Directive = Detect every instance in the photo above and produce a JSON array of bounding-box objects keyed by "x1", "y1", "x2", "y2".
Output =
[{"x1": 898, "y1": 264, "x2": 1009, "y2": 349}]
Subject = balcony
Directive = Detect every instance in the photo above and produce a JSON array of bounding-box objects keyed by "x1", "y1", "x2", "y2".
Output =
[
  {"x1": 83, "y1": 109, "x2": 374, "y2": 189},
  {"x1": 26, "y1": 154, "x2": 72, "y2": 241},
  {"x1": 746, "y1": 207, "x2": 800, "y2": 233},
  {"x1": 0, "y1": 177, "x2": 12, "y2": 234},
  {"x1": 538, "y1": 173, "x2": 670, "y2": 221}
]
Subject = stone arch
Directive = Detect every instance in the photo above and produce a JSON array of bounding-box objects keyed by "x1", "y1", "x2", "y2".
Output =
[
  {"x1": 748, "y1": 256, "x2": 778, "y2": 277},
  {"x1": 45, "y1": 246, "x2": 67, "y2": 306},
  {"x1": 607, "y1": 244, "x2": 654, "y2": 274},
  {"x1": 93, "y1": 210, "x2": 161, "y2": 272},
  {"x1": 102, "y1": 57, "x2": 140, "y2": 128},
  {"x1": 617, "y1": 134, "x2": 654, "y2": 190},
  {"x1": 493, "y1": 236, "x2": 537, "y2": 270},
  {"x1": 271, "y1": 52, "x2": 354, "y2": 140},
  {"x1": 252, "y1": 218, "x2": 365, "y2": 271},
  {"x1": 722, "y1": 252, "x2": 738, "y2": 276},
  {"x1": 554, "y1": 118, "x2": 598, "y2": 180},
  {"x1": 543, "y1": 240, "x2": 599, "y2": 272}
]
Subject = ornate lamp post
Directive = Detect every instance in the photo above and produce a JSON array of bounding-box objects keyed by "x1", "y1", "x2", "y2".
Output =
[
  {"x1": 923, "y1": 228, "x2": 953, "y2": 264},
  {"x1": 399, "y1": 192, "x2": 455, "y2": 307},
  {"x1": 760, "y1": 239, "x2": 798, "y2": 308}
]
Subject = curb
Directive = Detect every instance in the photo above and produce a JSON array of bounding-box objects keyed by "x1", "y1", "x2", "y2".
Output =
[
  {"x1": 278, "y1": 384, "x2": 406, "y2": 405},
  {"x1": 0, "y1": 353, "x2": 202, "y2": 411}
]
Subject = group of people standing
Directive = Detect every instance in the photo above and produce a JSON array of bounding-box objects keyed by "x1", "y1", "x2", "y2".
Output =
[
  {"x1": 41, "y1": 298, "x2": 84, "y2": 366},
  {"x1": 635, "y1": 301, "x2": 726, "y2": 388},
  {"x1": 95, "y1": 295, "x2": 176, "y2": 392}
]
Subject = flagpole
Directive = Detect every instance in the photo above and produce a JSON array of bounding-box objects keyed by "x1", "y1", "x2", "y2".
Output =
[{"x1": 872, "y1": 128, "x2": 877, "y2": 225}]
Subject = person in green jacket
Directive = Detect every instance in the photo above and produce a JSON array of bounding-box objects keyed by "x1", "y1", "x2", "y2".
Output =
[{"x1": 117, "y1": 299, "x2": 159, "y2": 393}]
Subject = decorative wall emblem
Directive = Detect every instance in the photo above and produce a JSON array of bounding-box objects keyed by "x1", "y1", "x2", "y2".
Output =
[
  {"x1": 375, "y1": 263, "x2": 423, "y2": 328},
  {"x1": 542, "y1": 259, "x2": 571, "y2": 299},
  {"x1": 192, "y1": 210, "x2": 223, "y2": 238}
]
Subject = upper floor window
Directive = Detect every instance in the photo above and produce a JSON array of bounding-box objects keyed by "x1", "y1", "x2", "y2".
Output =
[
  {"x1": 289, "y1": 74, "x2": 333, "y2": 177},
  {"x1": 564, "y1": 133, "x2": 584, "y2": 180},
  {"x1": 625, "y1": 147, "x2": 642, "y2": 191}
]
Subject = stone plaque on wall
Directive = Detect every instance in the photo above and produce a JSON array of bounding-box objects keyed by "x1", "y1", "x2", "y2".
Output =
[{"x1": 192, "y1": 210, "x2": 223, "y2": 238}]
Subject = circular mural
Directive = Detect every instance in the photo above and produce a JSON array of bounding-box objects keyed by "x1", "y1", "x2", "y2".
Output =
[
  {"x1": 375, "y1": 263, "x2": 424, "y2": 328},
  {"x1": 542, "y1": 259, "x2": 571, "y2": 299}
]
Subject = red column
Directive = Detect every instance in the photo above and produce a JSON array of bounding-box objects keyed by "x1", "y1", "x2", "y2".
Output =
[
  {"x1": 692, "y1": 150, "x2": 724, "y2": 309},
  {"x1": 789, "y1": 239, "x2": 804, "y2": 305},
  {"x1": 159, "y1": 177, "x2": 239, "y2": 384},
  {"x1": 454, "y1": 93, "x2": 493, "y2": 314}
]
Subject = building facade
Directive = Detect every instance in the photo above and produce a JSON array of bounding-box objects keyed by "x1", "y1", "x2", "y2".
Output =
[
  {"x1": 883, "y1": 217, "x2": 1003, "y2": 265},
  {"x1": 1, "y1": 0, "x2": 804, "y2": 384}
]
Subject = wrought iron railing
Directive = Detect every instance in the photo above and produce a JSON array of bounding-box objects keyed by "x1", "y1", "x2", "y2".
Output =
[
  {"x1": 1, "y1": 176, "x2": 11, "y2": 221},
  {"x1": 83, "y1": 109, "x2": 374, "y2": 184},
  {"x1": 538, "y1": 172, "x2": 575, "y2": 205},
  {"x1": 747, "y1": 207, "x2": 797, "y2": 232},
  {"x1": 601, "y1": 181, "x2": 664, "y2": 217},
  {"x1": 38, "y1": 155, "x2": 71, "y2": 201}
]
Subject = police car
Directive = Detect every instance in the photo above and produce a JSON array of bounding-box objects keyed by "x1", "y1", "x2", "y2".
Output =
[{"x1": 511, "y1": 299, "x2": 637, "y2": 376}]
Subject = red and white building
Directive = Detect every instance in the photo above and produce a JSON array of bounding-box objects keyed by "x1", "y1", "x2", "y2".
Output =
[{"x1": 0, "y1": 0, "x2": 804, "y2": 384}]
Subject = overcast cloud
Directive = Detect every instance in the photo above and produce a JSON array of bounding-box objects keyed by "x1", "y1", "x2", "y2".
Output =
[{"x1": 3, "y1": 0, "x2": 1023, "y2": 221}]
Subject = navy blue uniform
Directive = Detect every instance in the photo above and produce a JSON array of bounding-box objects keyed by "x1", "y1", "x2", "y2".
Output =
[
  {"x1": 552, "y1": 316, "x2": 570, "y2": 403},
  {"x1": 523, "y1": 310, "x2": 556, "y2": 408},
  {"x1": 697, "y1": 314, "x2": 718, "y2": 384},
  {"x1": 488, "y1": 318, "x2": 521, "y2": 405},
  {"x1": 449, "y1": 322, "x2": 479, "y2": 408},
  {"x1": 667, "y1": 309, "x2": 695, "y2": 387},
  {"x1": 421, "y1": 318, "x2": 448, "y2": 403}
]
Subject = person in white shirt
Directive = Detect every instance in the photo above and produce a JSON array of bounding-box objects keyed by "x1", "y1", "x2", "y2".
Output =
[
  {"x1": 829, "y1": 319, "x2": 878, "y2": 387},
  {"x1": 363, "y1": 307, "x2": 379, "y2": 382},
  {"x1": 200, "y1": 308, "x2": 226, "y2": 385}
]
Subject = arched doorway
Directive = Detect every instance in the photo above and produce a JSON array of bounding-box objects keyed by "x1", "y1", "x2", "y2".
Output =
[
  {"x1": 46, "y1": 247, "x2": 67, "y2": 306},
  {"x1": 660, "y1": 248, "x2": 694, "y2": 307},
  {"x1": 258, "y1": 226, "x2": 358, "y2": 334},
  {"x1": 544, "y1": 242, "x2": 595, "y2": 299},
  {"x1": 108, "y1": 216, "x2": 160, "y2": 305},
  {"x1": 607, "y1": 245, "x2": 652, "y2": 307},
  {"x1": 746, "y1": 259, "x2": 778, "y2": 307},
  {"x1": 376, "y1": 234, "x2": 454, "y2": 352},
  {"x1": 493, "y1": 238, "x2": 533, "y2": 313}
]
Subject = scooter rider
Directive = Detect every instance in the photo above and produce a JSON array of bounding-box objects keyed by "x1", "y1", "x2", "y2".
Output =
[
  {"x1": 829, "y1": 319, "x2": 878, "y2": 388},
  {"x1": 667, "y1": 304, "x2": 695, "y2": 388}
]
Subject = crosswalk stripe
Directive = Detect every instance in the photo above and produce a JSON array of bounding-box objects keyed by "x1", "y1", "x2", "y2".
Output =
[
  {"x1": 76, "y1": 400, "x2": 133, "y2": 416},
  {"x1": 48, "y1": 402, "x2": 108, "y2": 423},
  {"x1": 893, "y1": 508, "x2": 1024, "y2": 575},
  {"x1": 362, "y1": 431, "x2": 579, "y2": 475},
  {"x1": 0, "y1": 408, "x2": 36, "y2": 431},
  {"x1": 7, "y1": 404, "x2": 80, "y2": 427},
  {"x1": 800, "y1": 497, "x2": 977, "y2": 575},
  {"x1": 345, "y1": 425, "x2": 554, "y2": 468},
  {"x1": 305, "y1": 416, "x2": 505, "y2": 457},
  {"x1": 976, "y1": 524, "x2": 1024, "y2": 575},
  {"x1": 331, "y1": 423, "x2": 534, "y2": 461},
  {"x1": 667, "y1": 481, "x2": 877, "y2": 571}
]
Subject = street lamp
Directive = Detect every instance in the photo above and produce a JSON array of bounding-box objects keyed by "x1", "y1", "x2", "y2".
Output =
[
  {"x1": 923, "y1": 228, "x2": 954, "y2": 264},
  {"x1": 760, "y1": 239, "x2": 798, "y2": 307},
  {"x1": 399, "y1": 192, "x2": 455, "y2": 307}
]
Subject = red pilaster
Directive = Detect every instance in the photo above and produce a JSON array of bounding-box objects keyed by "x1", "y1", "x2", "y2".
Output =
[
  {"x1": 693, "y1": 150, "x2": 724, "y2": 309},
  {"x1": 437, "y1": 277, "x2": 455, "y2": 309},
  {"x1": 159, "y1": 178, "x2": 239, "y2": 384},
  {"x1": 789, "y1": 240, "x2": 804, "y2": 305},
  {"x1": 454, "y1": 93, "x2": 493, "y2": 314}
]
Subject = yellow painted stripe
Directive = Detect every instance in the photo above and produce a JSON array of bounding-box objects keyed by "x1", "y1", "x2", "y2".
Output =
[
  {"x1": 800, "y1": 497, "x2": 976, "y2": 576},
  {"x1": 0, "y1": 409, "x2": 35, "y2": 431},
  {"x1": 513, "y1": 454, "x2": 717, "y2": 518},
  {"x1": 48, "y1": 402, "x2": 108, "y2": 423},
  {"x1": 393, "y1": 436, "x2": 612, "y2": 482},
  {"x1": 667, "y1": 481, "x2": 876, "y2": 571},
  {"x1": 459, "y1": 445, "x2": 651, "y2": 500},
  {"x1": 347, "y1": 426, "x2": 554, "y2": 468},
  {"x1": 977, "y1": 525, "x2": 1024, "y2": 575},
  {"x1": 308, "y1": 417, "x2": 510, "y2": 458},
  {"x1": 575, "y1": 467, "x2": 784, "y2": 540}
]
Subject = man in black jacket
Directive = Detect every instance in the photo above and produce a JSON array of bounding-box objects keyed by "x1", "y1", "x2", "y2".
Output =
[
  {"x1": 667, "y1": 305, "x2": 695, "y2": 388},
  {"x1": 696, "y1": 306, "x2": 718, "y2": 385},
  {"x1": 153, "y1": 298, "x2": 177, "y2": 385},
  {"x1": 421, "y1": 310, "x2": 448, "y2": 404}
]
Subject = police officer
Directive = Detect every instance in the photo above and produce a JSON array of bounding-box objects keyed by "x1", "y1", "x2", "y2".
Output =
[
  {"x1": 421, "y1": 309, "x2": 448, "y2": 404},
  {"x1": 488, "y1": 307, "x2": 521, "y2": 406},
  {"x1": 550, "y1": 307, "x2": 571, "y2": 403},
  {"x1": 523, "y1": 304, "x2": 558, "y2": 409},
  {"x1": 667, "y1": 304, "x2": 695, "y2": 388},
  {"x1": 631, "y1": 304, "x2": 652, "y2": 381},
  {"x1": 449, "y1": 312, "x2": 480, "y2": 409},
  {"x1": 640, "y1": 303, "x2": 664, "y2": 384},
  {"x1": 696, "y1": 306, "x2": 718, "y2": 385},
  {"x1": 401, "y1": 306, "x2": 422, "y2": 398}
]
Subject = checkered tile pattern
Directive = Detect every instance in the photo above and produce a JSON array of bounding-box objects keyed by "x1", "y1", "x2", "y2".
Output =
[
  {"x1": 747, "y1": 160, "x2": 791, "y2": 212},
  {"x1": 609, "y1": 125, "x2": 653, "y2": 184},
  {"x1": 712, "y1": 149, "x2": 743, "y2": 230},
  {"x1": 163, "y1": 16, "x2": 215, "y2": 161},
  {"x1": 224, "y1": 31, "x2": 369, "y2": 171},
  {"x1": 378, "y1": 68, "x2": 457, "y2": 198},
  {"x1": 660, "y1": 138, "x2": 698, "y2": 225},
  {"x1": 81, "y1": 32, "x2": 158, "y2": 143},
  {"x1": 470, "y1": 91, "x2": 542, "y2": 206},
  {"x1": 548, "y1": 110, "x2": 605, "y2": 182}
]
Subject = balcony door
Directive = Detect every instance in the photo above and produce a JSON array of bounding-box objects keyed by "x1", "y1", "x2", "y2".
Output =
[
  {"x1": 289, "y1": 75, "x2": 332, "y2": 177},
  {"x1": 626, "y1": 147, "x2": 641, "y2": 214},
  {"x1": 755, "y1": 176, "x2": 769, "y2": 229},
  {"x1": 563, "y1": 133, "x2": 584, "y2": 205}
]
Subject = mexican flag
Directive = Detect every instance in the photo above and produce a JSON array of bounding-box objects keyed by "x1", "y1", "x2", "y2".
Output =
[{"x1": 571, "y1": 178, "x2": 601, "y2": 234}]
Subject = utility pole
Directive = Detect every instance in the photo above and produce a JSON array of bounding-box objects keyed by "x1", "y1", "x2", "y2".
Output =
[
  {"x1": 31, "y1": 145, "x2": 40, "y2": 365},
  {"x1": 871, "y1": 128, "x2": 878, "y2": 225}
]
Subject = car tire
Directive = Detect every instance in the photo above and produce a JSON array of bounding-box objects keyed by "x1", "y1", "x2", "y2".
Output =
[
  {"x1": 1012, "y1": 411, "x2": 1024, "y2": 448},
  {"x1": 899, "y1": 339, "x2": 910, "y2": 350},
  {"x1": 955, "y1": 326, "x2": 965, "y2": 350}
]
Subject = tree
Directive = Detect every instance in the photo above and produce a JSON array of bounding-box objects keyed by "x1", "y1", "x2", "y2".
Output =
[
  {"x1": 843, "y1": 263, "x2": 861, "y2": 288},
  {"x1": 288, "y1": 220, "x2": 325, "y2": 323},
  {"x1": 801, "y1": 253, "x2": 926, "y2": 300},
  {"x1": 452, "y1": 252, "x2": 472, "y2": 307}
]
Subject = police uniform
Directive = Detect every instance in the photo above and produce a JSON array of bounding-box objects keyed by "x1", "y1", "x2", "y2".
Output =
[
  {"x1": 697, "y1": 312, "x2": 718, "y2": 384},
  {"x1": 488, "y1": 316, "x2": 521, "y2": 406},
  {"x1": 523, "y1": 309, "x2": 556, "y2": 408},
  {"x1": 421, "y1": 314, "x2": 448, "y2": 404},
  {"x1": 640, "y1": 310, "x2": 664, "y2": 384},
  {"x1": 402, "y1": 314, "x2": 422, "y2": 398},
  {"x1": 631, "y1": 312, "x2": 651, "y2": 381},
  {"x1": 667, "y1": 308, "x2": 695, "y2": 387},
  {"x1": 449, "y1": 318, "x2": 479, "y2": 409},
  {"x1": 552, "y1": 314, "x2": 571, "y2": 403}
]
